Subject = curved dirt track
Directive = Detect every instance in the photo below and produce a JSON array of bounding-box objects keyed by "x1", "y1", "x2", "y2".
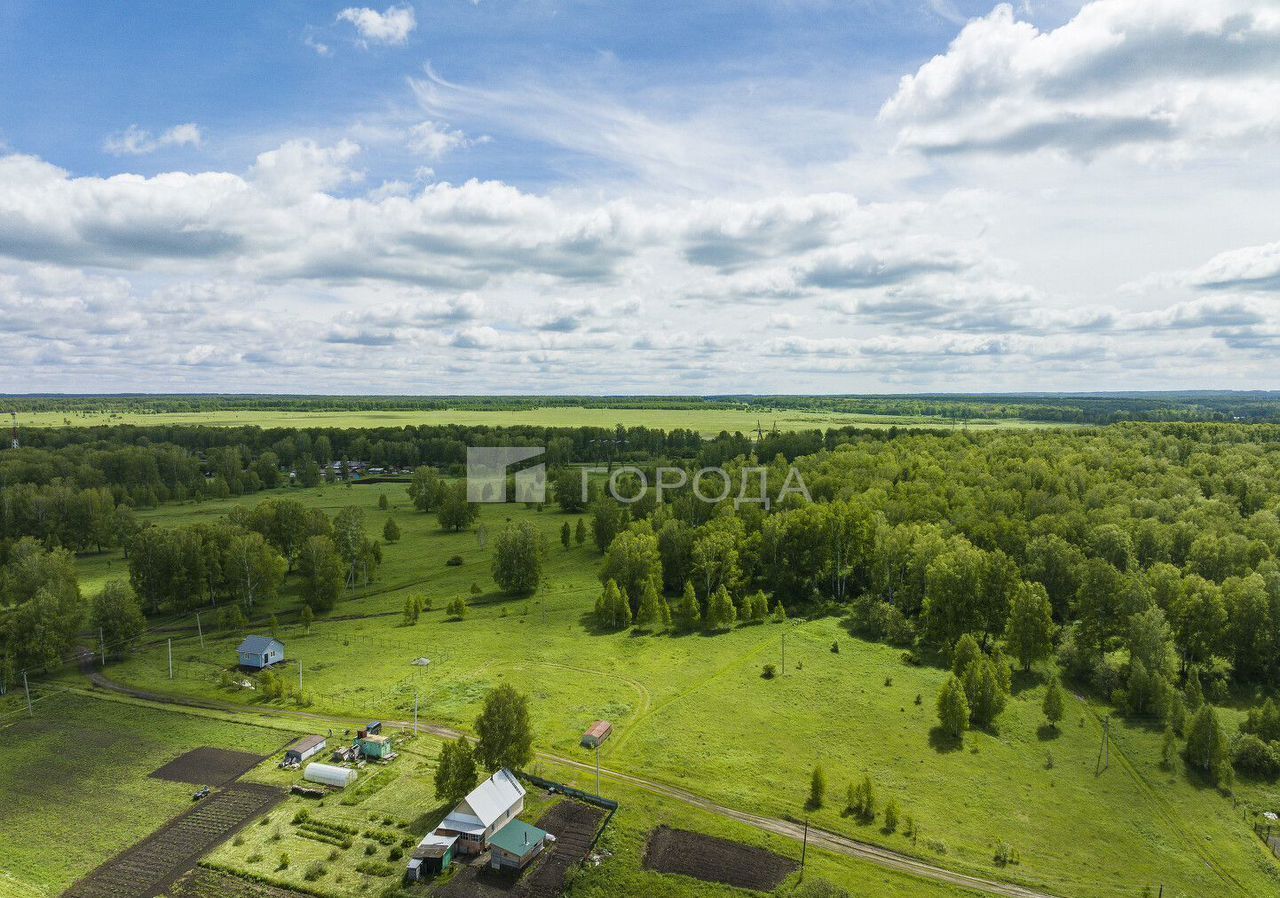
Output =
[{"x1": 82, "y1": 672, "x2": 1059, "y2": 898}]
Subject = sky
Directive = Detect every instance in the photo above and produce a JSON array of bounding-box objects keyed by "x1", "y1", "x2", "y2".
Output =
[{"x1": 1, "y1": 0, "x2": 1279, "y2": 395}]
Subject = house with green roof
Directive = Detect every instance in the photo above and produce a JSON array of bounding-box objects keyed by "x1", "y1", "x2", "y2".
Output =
[{"x1": 487, "y1": 818, "x2": 549, "y2": 871}]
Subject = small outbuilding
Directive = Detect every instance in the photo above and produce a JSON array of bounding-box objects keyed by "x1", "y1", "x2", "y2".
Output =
[
  {"x1": 304, "y1": 762, "x2": 357, "y2": 789},
  {"x1": 237, "y1": 635, "x2": 285, "y2": 669},
  {"x1": 357, "y1": 733, "x2": 394, "y2": 760},
  {"x1": 488, "y1": 819, "x2": 549, "y2": 871},
  {"x1": 285, "y1": 735, "x2": 327, "y2": 765},
  {"x1": 581, "y1": 720, "x2": 612, "y2": 749},
  {"x1": 406, "y1": 832, "x2": 458, "y2": 880}
]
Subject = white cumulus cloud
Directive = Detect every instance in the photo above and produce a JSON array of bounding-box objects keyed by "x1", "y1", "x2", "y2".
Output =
[
  {"x1": 880, "y1": 0, "x2": 1280, "y2": 158},
  {"x1": 337, "y1": 4, "x2": 417, "y2": 46},
  {"x1": 103, "y1": 123, "x2": 203, "y2": 156}
]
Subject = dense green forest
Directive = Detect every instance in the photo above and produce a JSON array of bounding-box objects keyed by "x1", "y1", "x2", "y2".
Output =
[
  {"x1": 4, "y1": 419, "x2": 1280, "y2": 787},
  {"x1": 8, "y1": 390, "x2": 1280, "y2": 423}
]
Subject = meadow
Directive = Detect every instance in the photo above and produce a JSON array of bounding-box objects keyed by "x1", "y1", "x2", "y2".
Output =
[
  {"x1": 54, "y1": 482, "x2": 1280, "y2": 898},
  {"x1": 17, "y1": 405, "x2": 1070, "y2": 436}
]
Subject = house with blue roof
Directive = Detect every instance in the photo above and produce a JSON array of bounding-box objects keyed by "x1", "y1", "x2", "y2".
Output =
[{"x1": 237, "y1": 635, "x2": 284, "y2": 669}]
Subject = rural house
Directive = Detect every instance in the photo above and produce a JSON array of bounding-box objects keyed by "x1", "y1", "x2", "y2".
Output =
[
  {"x1": 487, "y1": 818, "x2": 549, "y2": 871},
  {"x1": 284, "y1": 735, "x2": 326, "y2": 765},
  {"x1": 435, "y1": 768, "x2": 526, "y2": 855},
  {"x1": 237, "y1": 635, "x2": 284, "y2": 669}
]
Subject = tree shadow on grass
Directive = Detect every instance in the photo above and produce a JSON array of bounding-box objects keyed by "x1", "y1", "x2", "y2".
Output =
[
  {"x1": 928, "y1": 727, "x2": 965, "y2": 754},
  {"x1": 1010, "y1": 669, "x2": 1042, "y2": 696},
  {"x1": 1036, "y1": 724, "x2": 1061, "y2": 741}
]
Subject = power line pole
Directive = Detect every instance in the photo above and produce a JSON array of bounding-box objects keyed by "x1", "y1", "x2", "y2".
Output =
[
  {"x1": 298, "y1": 660, "x2": 303, "y2": 696},
  {"x1": 800, "y1": 818, "x2": 808, "y2": 880},
  {"x1": 1096, "y1": 715, "x2": 1110, "y2": 773},
  {"x1": 168, "y1": 638, "x2": 173, "y2": 680},
  {"x1": 196, "y1": 612, "x2": 204, "y2": 648},
  {"x1": 414, "y1": 690, "x2": 419, "y2": 735},
  {"x1": 99, "y1": 627, "x2": 107, "y2": 667},
  {"x1": 23, "y1": 671, "x2": 32, "y2": 717},
  {"x1": 595, "y1": 743, "x2": 601, "y2": 797}
]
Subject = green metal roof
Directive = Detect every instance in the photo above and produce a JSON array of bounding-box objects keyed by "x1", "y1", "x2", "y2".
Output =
[{"x1": 488, "y1": 819, "x2": 546, "y2": 857}]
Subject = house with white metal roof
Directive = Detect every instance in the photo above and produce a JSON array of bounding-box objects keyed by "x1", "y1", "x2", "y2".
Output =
[{"x1": 435, "y1": 768, "x2": 526, "y2": 855}]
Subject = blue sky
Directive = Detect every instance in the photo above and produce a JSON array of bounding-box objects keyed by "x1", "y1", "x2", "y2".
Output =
[{"x1": 1, "y1": 1, "x2": 1279, "y2": 393}]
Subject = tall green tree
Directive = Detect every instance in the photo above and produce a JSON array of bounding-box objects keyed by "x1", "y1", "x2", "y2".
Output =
[
  {"x1": 492, "y1": 521, "x2": 546, "y2": 594},
  {"x1": 600, "y1": 523, "x2": 662, "y2": 613},
  {"x1": 705, "y1": 584, "x2": 737, "y2": 631},
  {"x1": 674, "y1": 581, "x2": 701, "y2": 632},
  {"x1": 383, "y1": 517, "x2": 401, "y2": 543},
  {"x1": 434, "y1": 737, "x2": 479, "y2": 804},
  {"x1": 437, "y1": 483, "x2": 479, "y2": 532},
  {"x1": 1184, "y1": 705, "x2": 1230, "y2": 784},
  {"x1": 298, "y1": 535, "x2": 343, "y2": 612},
  {"x1": 1042, "y1": 676, "x2": 1065, "y2": 730},
  {"x1": 1004, "y1": 581, "x2": 1056, "y2": 671},
  {"x1": 407, "y1": 466, "x2": 445, "y2": 512},
  {"x1": 937, "y1": 675, "x2": 970, "y2": 741},
  {"x1": 91, "y1": 581, "x2": 145, "y2": 661},
  {"x1": 473, "y1": 684, "x2": 534, "y2": 772}
]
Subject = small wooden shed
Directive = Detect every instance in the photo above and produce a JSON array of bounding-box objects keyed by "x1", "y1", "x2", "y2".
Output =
[
  {"x1": 285, "y1": 735, "x2": 327, "y2": 765},
  {"x1": 357, "y1": 733, "x2": 394, "y2": 759},
  {"x1": 581, "y1": 720, "x2": 612, "y2": 748}
]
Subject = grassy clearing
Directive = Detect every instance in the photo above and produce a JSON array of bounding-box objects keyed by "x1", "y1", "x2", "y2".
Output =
[
  {"x1": 0, "y1": 693, "x2": 295, "y2": 898},
  {"x1": 19, "y1": 405, "x2": 1070, "y2": 435},
  {"x1": 59, "y1": 483, "x2": 1280, "y2": 898}
]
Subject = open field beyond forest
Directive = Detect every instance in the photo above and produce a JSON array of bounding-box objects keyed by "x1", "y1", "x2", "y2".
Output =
[
  {"x1": 40, "y1": 481, "x2": 1280, "y2": 898},
  {"x1": 16, "y1": 405, "x2": 1072, "y2": 436}
]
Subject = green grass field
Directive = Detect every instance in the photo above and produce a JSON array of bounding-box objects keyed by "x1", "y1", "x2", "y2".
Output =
[
  {"x1": 50, "y1": 482, "x2": 1280, "y2": 898},
  {"x1": 19, "y1": 405, "x2": 1072, "y2": 436},
  {"x1": 0, "y1": 693, "x2": 296, "y2": 898}
]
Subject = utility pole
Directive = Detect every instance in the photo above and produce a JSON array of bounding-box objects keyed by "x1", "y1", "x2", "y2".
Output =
[
  {"x1": 196, "y1": 612, "x2": 204, "y2": 648},
  {"x1": 800, "y1": 818, "x2": 808, "y2": 880},
  {"x1": 414, "y1": 691, "x2": 419, "y2": 735},
  {"x1": 99, "y1": 627, "x2": 107, "y2": 667},
  {"x1": 23, "y1": 671, "x2": 32, "y2": 716},
  {"x1": 1096, "y1": 715, "x2": 1110, "y2": 773},
  {"x1": 595, "y1": 743, "x2": 601, "y2": 797},
  {"x1": 168, "y1": 639, "x2": 173, "y2": 679},
  {"x1": 298, "y1": 660, "x2": 303, "y2": 695}
]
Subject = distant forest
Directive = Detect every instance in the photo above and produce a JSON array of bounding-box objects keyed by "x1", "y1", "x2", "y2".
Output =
[{"x1": 7, "y1": 391, "x2": 1280, "y2": 424}]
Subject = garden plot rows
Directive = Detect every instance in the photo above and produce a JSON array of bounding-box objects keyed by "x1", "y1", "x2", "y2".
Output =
[
  {"x1": 524, "y1": 800, "x2": 609, "y2": 898},
  {"x1": 642, "y1": 825, "x2": 796, "y2": 892},
  {"x1": 63, "y1": 783, "x2": 284, "y2": 898}
]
